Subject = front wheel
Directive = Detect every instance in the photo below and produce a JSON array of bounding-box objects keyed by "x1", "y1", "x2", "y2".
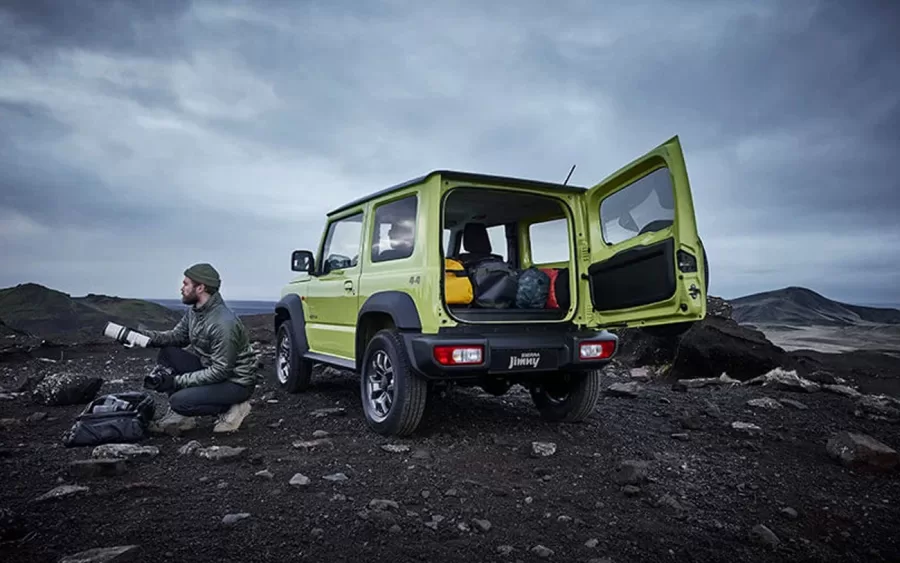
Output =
[
  {"x1": 275, "y1": 321, "x2": 313, "y2": 393},
  {"x1": 530, "y1": 370, "x2": 602, "y2": 422},
  {"x1": 360, "y1": 329, "x2": 428, "y2": 436}
]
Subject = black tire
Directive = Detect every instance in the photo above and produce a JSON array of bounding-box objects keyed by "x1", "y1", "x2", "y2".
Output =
[
  {"x1": 530, "y1": 369, "x2": 602, "y2": 422},
  {"x1": 359, "y1": 329, "x2": 428, "y2": 436},
  {"x1": 275, "y1": 321, "x2": 313, "y2": 393}
]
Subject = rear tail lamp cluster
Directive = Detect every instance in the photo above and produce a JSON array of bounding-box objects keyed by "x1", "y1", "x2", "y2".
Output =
[
  {"x1": 676, "y1": 250, "x2": 698, "y2": 273},
  {"x1": 433, "y1": 345, "x2": 484, "y2": 365},
  {"x1": 579, "y1": 340, "x2": 616, "y2": 360}
]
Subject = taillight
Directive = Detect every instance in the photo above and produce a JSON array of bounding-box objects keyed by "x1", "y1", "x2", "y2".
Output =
[
  {"x1": 677, "y1": 250, "x2": 697, "y2": 273},
  {"x1": 579, "y1": 340, "x2": 615, "y2": 360},
  {"x1": 433, "y1": 345, "x2": 484, "y2": 365}
]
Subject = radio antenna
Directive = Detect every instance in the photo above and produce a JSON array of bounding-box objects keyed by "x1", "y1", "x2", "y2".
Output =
[{"x1": 563, "y1": 164, "x2": 576, "y2": 186}]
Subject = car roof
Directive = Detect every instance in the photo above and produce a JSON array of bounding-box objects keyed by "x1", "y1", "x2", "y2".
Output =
[{"x1": 327, "y1": 170, "x2": 587, "y2": 216}]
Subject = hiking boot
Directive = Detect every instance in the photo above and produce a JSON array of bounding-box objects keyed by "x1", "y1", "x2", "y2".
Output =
[
  {"x1": 148, "y1": 407, "x2": 197, "y2": 436},
  {"x1": 213, "y1": 401, "x2": 252, "y2": 433}
]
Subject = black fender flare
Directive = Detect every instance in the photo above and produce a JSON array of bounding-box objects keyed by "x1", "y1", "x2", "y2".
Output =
[
  {"x1": 355, "y1": 291, "x2": 422, "y2": 369},
  {"x1": 274, "y1": 294, "x2": 309, "y2": 354}
]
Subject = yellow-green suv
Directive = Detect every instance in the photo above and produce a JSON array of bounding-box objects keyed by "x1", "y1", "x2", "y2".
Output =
[{"x1": 274, "y1": 136, "x2": 708, "y2": 436}]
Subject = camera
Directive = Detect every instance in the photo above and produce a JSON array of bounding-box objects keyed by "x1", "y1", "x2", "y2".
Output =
[
  {"x1": 103, "y1": 322, "x2": 150, "y2": 348},
  {"x1": 143, "y1": 364, "x2": 174, "y2": 391}
]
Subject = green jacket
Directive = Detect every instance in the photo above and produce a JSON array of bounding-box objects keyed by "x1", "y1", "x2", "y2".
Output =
[{"x1": 143, "y1": 292, "x2": 260, "y2": 390}]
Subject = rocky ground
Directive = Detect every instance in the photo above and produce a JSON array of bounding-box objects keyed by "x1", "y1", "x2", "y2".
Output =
[{"x1": 1, "y1": 313, "x2": 900, "y2": 562}]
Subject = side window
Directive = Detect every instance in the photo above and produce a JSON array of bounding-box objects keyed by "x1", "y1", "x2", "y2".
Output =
[
  {"x1": 529, "y1": 218, "x2": 570, "y2": 264},
  {"x1": 321, "y1": 213, "x2": 363, "y2": 274},
  {"x1": 443, "y1": 228, "x2": 452, "y2": 255},
  {"x1": 371, "y1": 195, "x2": 418, "y2": 263},
  {"x1": 600, "y1": 167, "x2": 675, "y2": 245}
]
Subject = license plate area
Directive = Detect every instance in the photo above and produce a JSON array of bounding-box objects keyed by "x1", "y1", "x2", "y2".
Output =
[{"x1": 489, "y1": 348, "x2": 560, "y2": 372}]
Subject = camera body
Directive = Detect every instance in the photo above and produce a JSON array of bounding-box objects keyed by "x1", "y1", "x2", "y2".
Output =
[{"x1": 103, "y1": 322, "x2": 150, "y2": 348}]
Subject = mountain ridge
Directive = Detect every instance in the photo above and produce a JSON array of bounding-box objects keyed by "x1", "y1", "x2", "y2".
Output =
[{"x1": 731, "y1": 286, "x2": 900, "y2": 326}]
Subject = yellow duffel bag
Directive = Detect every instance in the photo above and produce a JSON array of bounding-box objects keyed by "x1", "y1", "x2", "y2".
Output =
[{"x1": 444, "y1": 258, "x2": 473, "y2": 305}]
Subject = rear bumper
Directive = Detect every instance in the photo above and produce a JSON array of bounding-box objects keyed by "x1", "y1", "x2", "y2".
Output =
[{"x1": 402, "y1": 329, "x2": 618, "y2": 380}]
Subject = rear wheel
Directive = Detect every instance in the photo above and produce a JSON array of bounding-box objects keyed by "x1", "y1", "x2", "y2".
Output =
[
  {"x1": 360, "y1": 329, "x2": 428, "y2": 436},
  {"x1": 275, "y1": 321, "x2": 313, "y2": 393},
  {"x1": 529, "y1": 369, "x2": 602, "y2": 422}
]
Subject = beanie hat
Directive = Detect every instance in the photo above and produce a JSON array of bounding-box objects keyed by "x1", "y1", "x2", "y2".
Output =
[{"x1": 184, "y1": 263, "x2": 221, "y2": 290}]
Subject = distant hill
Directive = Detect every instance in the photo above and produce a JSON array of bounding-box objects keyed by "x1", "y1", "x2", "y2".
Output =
[
  {"x1": 731, "y1": 286, "x2": 900, "y2": 327},
  {"x1": 0, "y1": 283, "x2": 181, "y2": 342}
]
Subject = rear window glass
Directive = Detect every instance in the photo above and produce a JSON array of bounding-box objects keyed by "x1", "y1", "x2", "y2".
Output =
[{"x1": 600, "y1": 167, "x2": 675, "y2": 245}]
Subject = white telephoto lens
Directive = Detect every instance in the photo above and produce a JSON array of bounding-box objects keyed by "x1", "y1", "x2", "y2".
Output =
[
  {"x1": 126, "y1": 332, "x2": 150, "y2": 348},
  {"x1": 104, "y1": 322, "x2": 125, "y2": 340}
]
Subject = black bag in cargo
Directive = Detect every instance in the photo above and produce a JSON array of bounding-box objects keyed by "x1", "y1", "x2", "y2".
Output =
[
  {"x1": 62, "y1": 391, "x2": 156, "y2": 448},
  {"x1": 516, "y1": 267, "x2": 551, "y2": 309},
  {"x1": 468, "y1": 258, "x2": 520, "y2": 309}
]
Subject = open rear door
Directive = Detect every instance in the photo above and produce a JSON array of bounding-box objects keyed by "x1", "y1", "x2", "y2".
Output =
[{"x1": 580, "y1": 135, "x2": 706, "y2": 329}]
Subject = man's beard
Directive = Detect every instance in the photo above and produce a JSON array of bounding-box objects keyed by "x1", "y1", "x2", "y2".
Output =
[{"x1": 181, "y1": 291, "x2": 199, "y2": 305}]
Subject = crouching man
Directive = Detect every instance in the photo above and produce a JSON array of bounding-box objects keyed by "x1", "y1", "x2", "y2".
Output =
[{"x1": 141, "y1": 263, "x2": 260, "y2": 435}]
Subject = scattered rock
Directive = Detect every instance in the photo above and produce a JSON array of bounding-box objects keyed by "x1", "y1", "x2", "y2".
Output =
[
  {"x1": 531, "y1": 545, "x2": 554, "y2": 558},
  {"x1": 255, "y1": 470, "x2": 274, "y2": 480},
  {"x1": 324, "y1": 472, "x2": 348, "y2": 482},
  {"x1": 222, "y1": 513, "x2": 251, "y2": 526},
  {"x1": 747, "y1": 397, "x2": 783, "y2": 410},
  {"x1": 310, "y1": 407, "x2": 346, "y2": 418},
  {"x1": 31, "y1": 373, "x2": 103, "y2": 406},
  {"x1": 826, "y1": 431, "x2": 899, "y2": 471},
  {"x1": 613, "y1": 460, "x2": 649, "y2": 485},
  {"x1": 310, "y1": 527, "x2": 324, "y2": 538},
  {"x1": 745, "y1": 368, "x2": 820, "y2": 393},
  {"x1": 778, "y1": 398, "x2": 808, "y2": 410},
  {"x1": 196, "y1": 445, "x2": 247, "y2": 462},
  {"x1": 312, "y1": 430, "x2": 330, "y2": 438},
  {"x1": 750, "y1": 524, "x2": 780, "y2": 548},
  {"x1": 0, "y1": 418, "x2": 21, "y2": 429},
  {"x1": 369, "y1": 499, "x2": 400, "y2": 511},
  {"x1": 854, "y1": 395, "x2": 900, "y2": 422},
  {"x1": 655, "y1": 493, "x2": 685, "y2": 514},
  {"x1": 496, "y1": 545, "x2": 514, "y2": 556},
  {"x1": 780, "y1": 507, "x2": 798, "y2": 520},
  {"x1": 676, "y1": 374, "x2": 741, "y2": 389},
  {"x1": 34, "y1": 484, "x2": 89, "y2": 503},
  {"x1": 823, "y1": 384, "x2": 862, "y2": 398},
  {"x1": 268, "y1": 418, "x2": 284, "y2": 428},
  {"x1": 531, "y1": 442, "x2": 557, "y2": 457},
  {"x1": 381, "y1": 444, "x2": 410, "y2": 454},
  {"x1": 411, "y1": 449, "x2": 432, "y2": 460},
  {"x1": 58, "y1": 545, "x2": 139, "y2": 562},
  {"x1": 292, "y1": 438, "x2": 334, "y2": 451},
  {"x1": 472, "y1": 518, "x2": 492, "y2": 532},
  {"x1": 622, "y1": 485, "x2": 641, "y2": 497},
  {"x1": 585, "y1": 538, "x2": 600, "y2": 548},
  {"x1": 703, "y1": 400, "x2": 723, "y2": 418},
  {"x1": 731, "y1": 422, "x2": 763, "y2": 436},
  {"x1": 806, "y1": 370, "x2": 839, "y2": 385},
  {"x1": 605, "y1": 381, "x2": 641, "y2": 398},
  {"x1": 92, "y1": 444, "x2": 159, "y2": 460},
  {"x1": 671, "y1": 433, "x2": 690, "y2": 441},
  {"x1": 178, "y1": 440, "x2": 202, "y2": 456},
  {"x1": 289, "y1": 473, "x2": 311, "y2": 487},
  {"x1": 69, "y1": 459, "x2": 127, "y2": 478},
  {"x1": 26, "y1": 411, "x2": 48, "y2": 422},
  {"x1": 629, "y1": 367, "x2": 651, "y2": 381}
]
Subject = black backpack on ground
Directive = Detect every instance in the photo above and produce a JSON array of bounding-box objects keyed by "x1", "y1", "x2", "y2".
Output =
[{"x1": 62, "y1": 391, "x2": 156, "y2": 448}]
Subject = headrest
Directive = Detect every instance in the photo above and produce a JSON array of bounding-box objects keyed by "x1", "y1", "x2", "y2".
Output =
[{"x1": 463, "y1": 223, "x2": 492, "y2": 254}]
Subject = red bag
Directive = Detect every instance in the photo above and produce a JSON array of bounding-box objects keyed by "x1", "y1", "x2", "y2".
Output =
[{"x1": 540, "y1": 268, "x2": 559, "y2": 309}]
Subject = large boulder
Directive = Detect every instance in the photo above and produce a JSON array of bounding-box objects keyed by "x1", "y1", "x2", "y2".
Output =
[
  {"x1": 615, "y1": 295, "x2": 795, "y2": 381},
  {"x1": 32, "y1": 373, "x2": 103, "y2": 406}
]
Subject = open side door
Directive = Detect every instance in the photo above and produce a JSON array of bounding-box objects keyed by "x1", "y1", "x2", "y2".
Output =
[{"x1": 580, "y1": 135, "x2": 706, "y2": 329}]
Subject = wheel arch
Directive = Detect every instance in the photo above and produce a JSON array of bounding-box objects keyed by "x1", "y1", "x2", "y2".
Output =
[
  {"x1": 355, "y1": 291, "x2": 422, "y2": 372},
  {"x1": 274, "y1": 293, "x2": 309, "y2": 354}
]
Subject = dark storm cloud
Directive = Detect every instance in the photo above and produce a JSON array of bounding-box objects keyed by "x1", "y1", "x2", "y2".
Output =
[
  {"x1": 0, "y1": 0, "x2": 190, "y2": 60},
  {"x1": 0, "y1": 0, "x2": 898, "y2": 303}
]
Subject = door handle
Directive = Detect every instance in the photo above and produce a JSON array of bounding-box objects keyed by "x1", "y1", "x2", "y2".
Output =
[{"x1": 344, "y1": 280, "x2": 354, "y2": 291}]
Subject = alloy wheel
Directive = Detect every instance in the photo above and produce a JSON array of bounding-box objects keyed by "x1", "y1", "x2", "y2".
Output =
[{"x1": 364, "y1": 350, "x2": 395, "y2": 422}]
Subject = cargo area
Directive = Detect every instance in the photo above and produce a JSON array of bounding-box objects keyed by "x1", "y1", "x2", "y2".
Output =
[{"x1": 441, "y1": 186, "x2": 575, "y2": 322}]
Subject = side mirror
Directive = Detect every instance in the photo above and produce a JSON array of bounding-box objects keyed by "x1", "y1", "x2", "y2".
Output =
[{"x1": 291, "y1": 250, "x2": 315, "y2": 273}]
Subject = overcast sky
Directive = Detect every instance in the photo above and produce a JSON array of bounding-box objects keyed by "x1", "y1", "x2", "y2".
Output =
[{"x1": 1, "y1": 1, "x2": 898, "y2": 305}]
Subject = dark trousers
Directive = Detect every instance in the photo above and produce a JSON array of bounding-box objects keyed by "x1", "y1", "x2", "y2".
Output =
[{"x1": 157, "y1": 347, "x2": 253, "y2": 416}]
